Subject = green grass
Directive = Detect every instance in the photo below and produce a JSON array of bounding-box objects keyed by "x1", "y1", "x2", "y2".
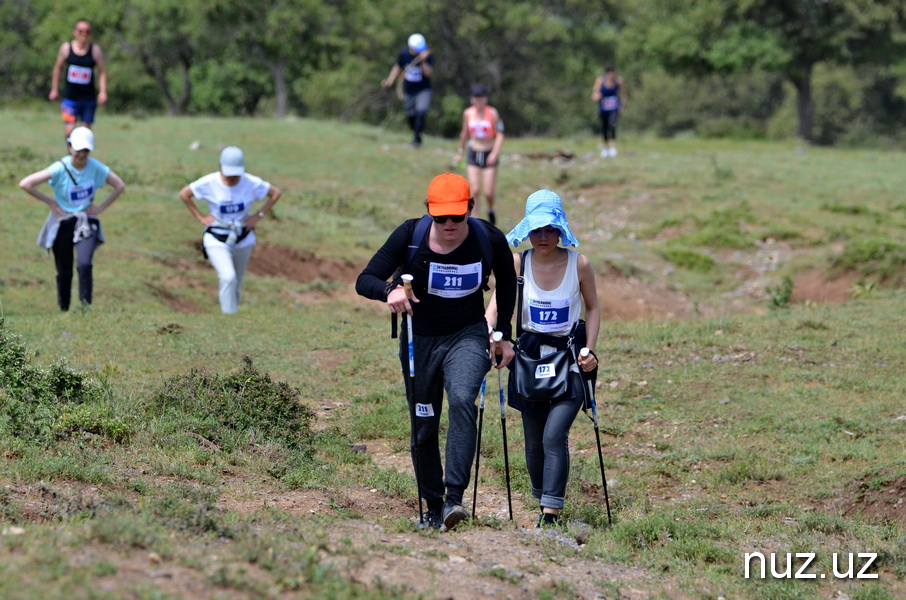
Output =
[{"x1": 0, "y1": 109, "x2": 905, "y2": 598}]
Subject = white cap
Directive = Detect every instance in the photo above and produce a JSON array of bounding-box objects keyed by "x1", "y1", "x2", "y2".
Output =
[
  {"x1": 408, "y1": 33, "x2": 428, "y2": 53},
  {"x1": 219, "y1": 146, "x2": 245, "y2": 176},
  {"x1": 68, "y1": 127, "x2": 94, "y2": 152}
]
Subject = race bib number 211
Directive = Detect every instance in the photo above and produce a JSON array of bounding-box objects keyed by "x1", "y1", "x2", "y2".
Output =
[{"x1": 427, "y1": 262, "x2": 482, "y2": 298}]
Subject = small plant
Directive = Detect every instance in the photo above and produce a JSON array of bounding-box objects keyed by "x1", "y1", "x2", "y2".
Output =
[
  {"x1": 661, "y1": 247, "x2": 715, "y2": 272},
  {"x1": 710, "y1": 155, "x2": 734, "y2": 181},
  {"x1": 851, "y1": 279, "x2": 879, "y2": 298},
  {"x1": 765, "y1": 276, "x2": 794, "y2": 309},
  {"x1": 53, "y1": 404, "x2": 132, "y2": 443}
]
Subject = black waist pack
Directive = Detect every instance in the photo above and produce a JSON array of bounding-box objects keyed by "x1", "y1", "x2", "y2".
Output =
[
  {"x1": 511, "y1": 341, "x2": 573, "y2": 402},
  {"x1": 204, "y1": 226, "x2": 250, "y2": 244},
  {"x1": 201, "y1": 226, "x2": 250, "y2": 259}
]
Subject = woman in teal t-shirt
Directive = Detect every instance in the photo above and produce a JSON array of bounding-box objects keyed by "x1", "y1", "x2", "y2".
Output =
[{"x1": 19, "y1": 127, "x2": 126, "y2": 311}]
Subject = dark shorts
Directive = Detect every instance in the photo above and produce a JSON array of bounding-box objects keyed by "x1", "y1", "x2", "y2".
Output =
[
  {"x1": 467, "y1": 148, "x2": 497, "y2": 169},
  {"x1": 61, "y1": 98, "x2": 97, "y2": 124}
]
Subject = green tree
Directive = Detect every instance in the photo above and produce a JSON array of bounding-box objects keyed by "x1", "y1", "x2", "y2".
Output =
[
  {"x1": 112, "y1": 0, "x2": 214, "y2": 115},
  {"x1": 207, "y1": 0, "x2": 352, "y2": 117},
  {"x1": 0, "y1": 0, "x2": 42, "y2": 102},
  {"x1": 624, "y1": 0, "x2": 906, "y2": 142}
]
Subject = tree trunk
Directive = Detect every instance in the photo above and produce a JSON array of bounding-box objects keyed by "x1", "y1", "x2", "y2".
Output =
[
  {"x1": 272, "y1": 60, "x2": 287, "y2": 118},
  {"x1": 790, "y1": 62, "x2": 814, "y2": 142},
  {"x1": 176, "y1": 58, "x2": 192, "y2": 115}
]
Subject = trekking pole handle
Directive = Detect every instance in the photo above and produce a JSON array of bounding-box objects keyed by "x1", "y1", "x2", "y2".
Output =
[
  {"x1": 579, "y1": 347, "x2": 600, "y2": 421},
  {"x1": 492, "y1": 331, "x2": 504, "y2": 365},
  {"x1": 401, "y1": 274, "x2": 414, "y2": 298}
]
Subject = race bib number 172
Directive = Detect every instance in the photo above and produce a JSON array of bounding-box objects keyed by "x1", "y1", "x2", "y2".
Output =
[{"x1": 527, "y1": 297, "x2": 571, "y2": 333}]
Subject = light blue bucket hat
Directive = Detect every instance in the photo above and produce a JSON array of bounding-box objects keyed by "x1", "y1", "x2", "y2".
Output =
[{"x1": 506, "y1": 189, "x2": 579, "y2": 247}]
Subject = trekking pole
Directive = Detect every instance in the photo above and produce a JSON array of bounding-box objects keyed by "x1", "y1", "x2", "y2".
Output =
[
  {"x1": 494, "y1": 331, "x2": 513, "y2": 520},
  {"x1": 471, "y1": 376, "x2": 487, "y2": 519},
  {"x1": 580, "y1": 347, "x2": 612, "y2": 526},
  {"x1": 402, "y1": 274, "x2": 425, "y2": 525}
]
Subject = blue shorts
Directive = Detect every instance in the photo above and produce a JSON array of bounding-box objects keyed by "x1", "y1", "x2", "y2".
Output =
[{"x1": 61, "y1": 98, "x2": 97, "y2": 125}]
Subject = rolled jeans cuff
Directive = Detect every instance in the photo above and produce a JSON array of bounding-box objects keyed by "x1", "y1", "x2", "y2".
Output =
[{"x1": 540, "y1": 493, "x2": 565, "y2": 510}]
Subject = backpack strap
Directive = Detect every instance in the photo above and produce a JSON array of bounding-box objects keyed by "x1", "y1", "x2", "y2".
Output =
[
  {"x1": 58, "y1": 160, "x2": 78, "y2": 185},
  {"x1": 515, "y1": 249, "x2": 528, "y2": 339},
  {"x1": 405, "y1": 214, "x2": 434, "y2": 268},
  {"x1": 468, "y1": 217, "x2": 493, "y2": 277}
]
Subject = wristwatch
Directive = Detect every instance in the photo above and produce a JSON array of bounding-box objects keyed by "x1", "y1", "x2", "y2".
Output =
[{"x1": 257, "y1": 211, "x2": 265, "y2": 218}]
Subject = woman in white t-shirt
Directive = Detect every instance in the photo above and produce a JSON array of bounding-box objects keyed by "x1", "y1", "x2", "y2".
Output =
[
  {"x1": 18, "y1": 127, "x2": 126, "y2": 311},
  {"x1": 486, "y1": 189, "x2": 600, "y2": 528},
  {"x1": 179, "y1": 147, "x2": 282, "y2": 314}
]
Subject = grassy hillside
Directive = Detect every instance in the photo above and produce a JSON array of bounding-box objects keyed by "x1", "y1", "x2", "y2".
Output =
[{"x1": 0, "y1": 109, "x2": 904, "y2": 599}]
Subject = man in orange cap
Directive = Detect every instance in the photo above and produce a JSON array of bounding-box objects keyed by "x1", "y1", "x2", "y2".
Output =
[{"x1": 356, "y1": 173, "x2": 517, "y2": 531}]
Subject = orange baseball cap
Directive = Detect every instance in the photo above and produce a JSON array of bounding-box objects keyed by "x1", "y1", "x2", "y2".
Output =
[{"x1": 426, "y1": 173, "x2": 471, "y2": 216}]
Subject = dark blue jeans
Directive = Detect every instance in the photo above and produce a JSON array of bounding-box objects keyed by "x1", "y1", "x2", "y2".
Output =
[{"x1": 520, "y1": 371, "x2": 586, "y2": 509}]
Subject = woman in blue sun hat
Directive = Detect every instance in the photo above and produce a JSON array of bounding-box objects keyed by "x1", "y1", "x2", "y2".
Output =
[{"x1": 486, "y1": 189, "x2": 601, "y2": 528}]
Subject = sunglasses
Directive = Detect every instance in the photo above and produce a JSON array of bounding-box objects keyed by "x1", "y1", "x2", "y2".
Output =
[
  {"x1": 433, "y1": 214, "x2": 466, "y2": 224},
  {"x1": 76, "y1": 28, "x2": 92, "y2": 33}
]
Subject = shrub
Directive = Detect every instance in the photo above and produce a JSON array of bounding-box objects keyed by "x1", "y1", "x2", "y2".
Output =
[
  {"x1": 661, "y1": 247, "x2": 716, "y2": 272},
  {"x1": 831, "y1": 238, "x2": 906, "y2": 284},
  {"x1": 676, "y1": 203, "x2": 757, "y2": 249},
  {"x1": 0, "y1": 320, "x2": 129, "y2": 445},
  {"x1": 147, "y1": 357, "x2": 314, "y2": 454}
]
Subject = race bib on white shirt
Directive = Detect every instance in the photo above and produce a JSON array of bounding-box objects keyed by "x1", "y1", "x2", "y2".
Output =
[
  {"x1": 428, "y1": 262, "x2": 482, "y2": 298},
  {"x1": 218, "y1": 202, "x2": 246, "y2": 216},
  {"x1": 67, "y1": 65, "x2": 93, "y2": 85},
  {"x1": 68, "y1": 182, "x2": 95, "y2": 204},
  {"x1": 527, "y1": 297, "x2": 571, "y2": 333}
]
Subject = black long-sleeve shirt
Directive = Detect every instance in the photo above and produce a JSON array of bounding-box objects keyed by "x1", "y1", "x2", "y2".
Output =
[{"x1": 356, "y1": 218, "x2": 516, "y2": 339}]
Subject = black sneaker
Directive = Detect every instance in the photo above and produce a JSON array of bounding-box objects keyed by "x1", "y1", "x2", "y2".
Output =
[
  {"x1": 441, "y1": 501, "x2": 469, "y2": 531},
  {"x1": 416, "y1": 506, "x2": 442, "y2": 530},
  {"x1": 487, "y1": 210, "x2": 496, "y2": 225},
  {"x1": 536, "y1": 512, "x2": 559, "y2": 528}
]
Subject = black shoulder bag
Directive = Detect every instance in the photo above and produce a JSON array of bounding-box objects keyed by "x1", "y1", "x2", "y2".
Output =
[{"x1": 510, "y1": 250, "x2": 576, "y2": 403}]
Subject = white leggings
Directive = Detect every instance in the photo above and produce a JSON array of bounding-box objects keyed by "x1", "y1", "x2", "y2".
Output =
[{"x1": 203, "y1": 235, "x2": 254, "y2": 314}]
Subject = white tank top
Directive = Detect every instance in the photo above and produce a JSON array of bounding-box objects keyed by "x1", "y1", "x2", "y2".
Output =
[{"x1": 521, "y1": 249, "x2": 582, "y2": 337}]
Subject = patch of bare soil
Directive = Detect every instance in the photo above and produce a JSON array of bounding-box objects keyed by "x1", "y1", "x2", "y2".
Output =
[
  {"x1": 334, "y1": 522, "x2": 668, "y2": 600},
  {"x1": 146, "y1": 281, "x2": 200, "y2": 314},
  {"x1": 597, "y1": 263, "x2": 700, "y2": 320},
  {"x1": 246, "y1": 242, "x2": 363, "y2": 285},
  {"x1": 792, "y1": 269, "x2": 860, "y2": 304},
  {"x1": 843, "y1": 475, "x2": 906, "y2": 526}
]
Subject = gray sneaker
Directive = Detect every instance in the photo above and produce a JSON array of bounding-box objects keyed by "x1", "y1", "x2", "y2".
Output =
[{"x1": 441, "y1": 501, "x2": 469, "y2": 531}]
